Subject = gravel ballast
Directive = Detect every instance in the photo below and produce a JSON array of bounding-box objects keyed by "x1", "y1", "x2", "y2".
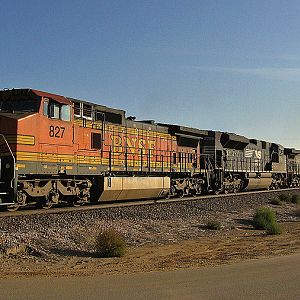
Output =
[{"x1": 0, "y1": 190, "x2": 299, "y2": 257}]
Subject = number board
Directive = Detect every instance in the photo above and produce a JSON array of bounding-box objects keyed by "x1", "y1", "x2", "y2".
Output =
[{"x1": 49, "y1": 125, "x2": 65, "y2": 138}]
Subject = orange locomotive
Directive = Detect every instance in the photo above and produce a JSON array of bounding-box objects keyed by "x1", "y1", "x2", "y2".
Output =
[{"x1": 0, "y1": 89, "x2": 204, "y2": 210}]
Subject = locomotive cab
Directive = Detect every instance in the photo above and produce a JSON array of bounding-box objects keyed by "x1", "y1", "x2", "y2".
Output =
[
  {"x1": 0, "y1": 89, "x2": 75, "y2": 209},
  {"x1": 0, "y1": 89, "x2": 42, "y2": 205}
]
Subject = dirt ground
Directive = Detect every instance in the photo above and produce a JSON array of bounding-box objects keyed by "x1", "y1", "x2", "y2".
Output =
[{"x1": 0, "y1": 220, "x2": 299, "y2": 279}]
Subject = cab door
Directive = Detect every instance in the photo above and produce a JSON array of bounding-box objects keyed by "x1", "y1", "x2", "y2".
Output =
[{"x1": 39, "y1": 98, "x2": 74, "y2": 174}]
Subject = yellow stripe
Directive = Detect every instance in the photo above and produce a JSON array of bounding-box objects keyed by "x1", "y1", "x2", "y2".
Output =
[
  {"x1": 15, "y1": 151, "x2": 174, "y2": 167},
  {"x1": 73, "y1": 119, "x2": 172, "y2": 139},
  {"x1": 1, "y1": 135, "x2": 35, "y2": 145},
  {"x1": 74, "y1": 118, "x2": 103, "y2": 129},
  {"x1": 16, "y1": 163, "x2": 26, "y2": 169}
]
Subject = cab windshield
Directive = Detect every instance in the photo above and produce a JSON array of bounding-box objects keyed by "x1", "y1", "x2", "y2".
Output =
[{"x1": 0, "y1": 99, "x2": 39, "y2": 113}]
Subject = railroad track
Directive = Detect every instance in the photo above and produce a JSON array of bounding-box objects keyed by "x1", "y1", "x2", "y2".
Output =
[{"x1": 0, "y1": 187, "x2": 299, "y2": 218}]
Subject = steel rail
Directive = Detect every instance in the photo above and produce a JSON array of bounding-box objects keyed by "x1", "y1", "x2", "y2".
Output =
[{"x1": 0, "y1": 187, "x2": 299, "y2": 218}]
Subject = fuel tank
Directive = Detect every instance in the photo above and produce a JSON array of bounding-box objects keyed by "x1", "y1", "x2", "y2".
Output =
[
  {"x1": 244, "y1": 172, "x2": 272, "y2": 191},
  {"x1": 99, "y1": 176, "x2": 170, "y2": 201}
]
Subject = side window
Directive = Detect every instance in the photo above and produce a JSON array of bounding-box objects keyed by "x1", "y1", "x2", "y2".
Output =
[
  {"x1": 95, "y1": 110, "x2": 105, "y2": 121},
  {"x1": 92, "y1": 133, "x2": 102, "y2": 149},
  {"x1": 43, "y1": 100, "x2": 49, "y2": 116},
  {"x1": 48, "y1": 101, "x2": 71, "y2": 121},
  {"x1": 74, "y1": 102, "x2": 81, "y2": 116},
  {"x1": 83, "y1": 104, "x2": 92, "y2": 119},
  {"x1": 61, "y1": 105, "x2": 71, "y2": 121},
  {"x1": 49, "y1": 102, "x2": 60, "y2": 119}
]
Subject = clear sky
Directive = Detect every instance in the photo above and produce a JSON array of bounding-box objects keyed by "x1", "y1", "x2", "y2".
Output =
[{"x1": 1, "y1": 0, "x2": 300, "y2": 148}]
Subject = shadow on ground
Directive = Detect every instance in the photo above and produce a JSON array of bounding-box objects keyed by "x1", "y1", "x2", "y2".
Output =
[
  {"x1": 234, "y1": 218, "x2": 256, "y2": 230},
  {"x1": 49, "y1": 247, "x2": 98, "y2": 258}
]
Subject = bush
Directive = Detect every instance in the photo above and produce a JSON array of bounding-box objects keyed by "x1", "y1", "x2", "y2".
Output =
[
  {"x1": 253, "y1": 207, "x2": 283, "y2": 235},
  {"x1": 206, "y1": 220, "x2": 222, "y2": 230},
  {"x1": 270, "y1": 198, "x2": 282, "y2": 206},
  {"x1": 266, "y1": 222, "x2": 282, "y2": 235},
  {"x1": 253, "y1": 207, "x2": 276, "y2": 230},
  {"x1": 95, "y1": 229, "x2": 127, "y2": 258},
  {"x1": 291, "y1": 194, "x2": 300, "y2": 204},
  {"x1": 278, "y1": 193, "x2": 291, "y2": 203}
]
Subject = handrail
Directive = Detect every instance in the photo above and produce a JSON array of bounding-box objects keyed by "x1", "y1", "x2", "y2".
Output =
[{"x1": 101, "y1": 147, "x2": 198, "y2": 173}]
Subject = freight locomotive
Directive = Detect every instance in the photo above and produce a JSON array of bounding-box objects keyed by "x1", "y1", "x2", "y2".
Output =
[{"x1": 0, "y1": 88, "x2": 299, "y2": 211}]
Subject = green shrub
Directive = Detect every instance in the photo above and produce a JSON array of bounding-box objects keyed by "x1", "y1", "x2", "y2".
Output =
[
  {"x1": 278, "y1": 193, "x2": 291, "y2": 203},
  {"x1": 206, "y1": 220, "x2": 222, "y2": 230},
  {"x1": 253, "y1": 207, "x2": 283, "y2": 235},
  {"x1": 95, "y1": 229, "x2": 127, "y2": 258},
  {"x1": 291, "y1": 194, "x2": 300, "y2": 204},
  {"x1": 253, "y1": 207, "x2": 276, "y2": 230},
  {"x1": 270, "y1": 198, "x2": 282, "y2": 206},
  {"x1": 266, "y1": 222, "x2": 282, "y2": 235}
]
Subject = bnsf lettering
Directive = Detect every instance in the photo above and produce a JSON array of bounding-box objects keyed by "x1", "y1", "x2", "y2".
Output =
[
  {"x1": 49, "y1": 126, "x2": 65, "y2": 138},
  {"x1": 109, "y1": 135, "x2": 157, "y2": 155}
]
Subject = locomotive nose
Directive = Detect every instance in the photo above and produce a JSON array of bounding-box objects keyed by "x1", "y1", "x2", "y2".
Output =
[
  {"x1": 0, "y1": 134, "x2": 16, "y2": 204},
  {"x1": 0, "y1": 113, "x2": 17, "y2": 182}
]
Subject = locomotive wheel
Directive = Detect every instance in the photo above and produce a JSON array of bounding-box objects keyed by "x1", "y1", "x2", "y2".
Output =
[
  {"x1": 42, "y1": 200, "x2": 53, "y2": 209},
  {"x1": 170, "y1": 186, "x2": 176, "y2": 197},
  {"x1": 214, "y1": 189, "x2": 221, "y2": 195},
  {"x1": 233, "y1": 185, "x2": 239, "y2": 193},
  {"x1": 191, "y1": 189, "x2": 197, "y2": 197},
  {"x1": 70, "y1": 199, "x2": 81, "y2": 207},
  {"x1": 196, "y1": 185, "x2": 202, "y2": 195},
  {"x1": 184, "y1": 188, "x2": 189, "y2": 196},
  {"x1": 7, "y1": 191, "x2": 26, "y2": 211},
  {"x1": 7, "y1": 204, "x2": 20, "y2": 212},
  {"x1": 42, "y1": 191, "x2": 59, "y2": 209},
  {"x1": 177, "y1": 190, "x2": 184, "y2": 198},
  {"x1": 164, "y1": 192, "x2": 171, "y2": 199}
]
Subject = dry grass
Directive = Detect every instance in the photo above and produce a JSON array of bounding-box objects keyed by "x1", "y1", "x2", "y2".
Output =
[
  {"x1": 95, "y1": 229, "x2": 127, "y2": 258},
  {"x1": 270, "y1": 198, "x2": 282, "y2": 206},
  {"x1": 291, "y1": 194, "x2": 300, "y2": 204},
  {"x1": 206, "y1": 220, "x2": 222, "y2": 230}
]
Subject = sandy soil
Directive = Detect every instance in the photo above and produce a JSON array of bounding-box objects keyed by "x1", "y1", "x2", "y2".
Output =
[{"x1": 1, "y1": 220, "x2": 299, "y2": 279}]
